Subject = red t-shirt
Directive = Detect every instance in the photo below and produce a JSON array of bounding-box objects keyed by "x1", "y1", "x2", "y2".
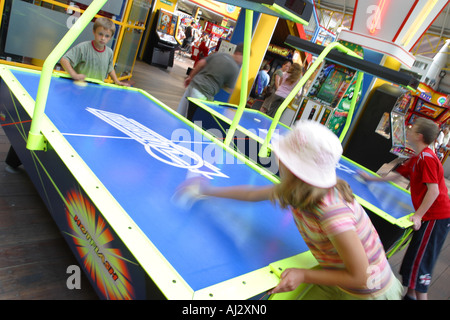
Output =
[{"x1": 396, "y1": 147, "x2": 450, "y2": 220}]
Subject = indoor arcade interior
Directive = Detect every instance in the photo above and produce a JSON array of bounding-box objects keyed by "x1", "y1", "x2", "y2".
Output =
[{"x1": 0, "y1": 0, "x2": 449, "y2": 302}]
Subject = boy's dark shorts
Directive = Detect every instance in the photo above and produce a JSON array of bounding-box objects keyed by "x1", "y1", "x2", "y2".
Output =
[{"x1": 400, "y1": 218, "x2": 450, "y2": 293}]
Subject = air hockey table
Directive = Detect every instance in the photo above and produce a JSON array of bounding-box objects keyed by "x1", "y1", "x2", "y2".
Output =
[
  {"x1": 0, "y1": 65, "x2": 321, "y2": 300},
  {"x1": 187, "y1": 99, "x2": 415, "y2": 256}
]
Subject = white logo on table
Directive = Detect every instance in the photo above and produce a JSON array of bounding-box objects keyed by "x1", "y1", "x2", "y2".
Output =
[
  {"x1": 86, "y1": 108, "x2": 228, "y2": 179},
  {"x1": 336, "y1": 162, "x2": 356, "y2": 174}
]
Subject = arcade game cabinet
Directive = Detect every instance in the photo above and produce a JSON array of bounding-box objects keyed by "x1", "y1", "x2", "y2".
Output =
[
  {"x1": 143, "y1": 9, "x2": 178, "y2": 68},
  {"x1": 344, "y1": 84, "x2": 413, "y2": 172},
  {"x1": 288, "y1": 60, "x2": 359, "y2": 136},
  {"x1": 204, "y1": 21, "x2": 229, "y2": 49},
  {"x1": 406, "y1": 91, "x2": 450, "y2": 127},
  {"x1": 385, "y1": 91, "x2": 415, "y2": 159}
]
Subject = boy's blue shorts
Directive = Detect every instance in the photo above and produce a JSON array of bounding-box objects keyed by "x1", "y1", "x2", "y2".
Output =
[{"x1": 400, "y1": 218, "x2": 450, "y2": 293}]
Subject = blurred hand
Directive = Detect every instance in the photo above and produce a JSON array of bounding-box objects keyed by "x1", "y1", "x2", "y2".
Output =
[
  {"x1": 172, "y1": 177, "x2": 210, "y2": 209},
  {"x1": 357, "y1": 170, "x2": 372, "y2": 181}
]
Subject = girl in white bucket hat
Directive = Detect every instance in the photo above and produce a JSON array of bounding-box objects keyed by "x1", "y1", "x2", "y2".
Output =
[{"x1": 176, "y1": 120, "x2": 402, "y2": 300}]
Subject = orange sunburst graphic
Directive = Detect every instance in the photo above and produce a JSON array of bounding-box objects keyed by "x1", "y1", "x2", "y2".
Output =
[{"x1": 64, "y1": 189, "x2": 136, "y2": 300}]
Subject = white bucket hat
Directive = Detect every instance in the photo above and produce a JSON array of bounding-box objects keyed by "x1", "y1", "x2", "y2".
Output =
[{"x1": 271, "y1": 120, "x2": 343, "y2": 188}]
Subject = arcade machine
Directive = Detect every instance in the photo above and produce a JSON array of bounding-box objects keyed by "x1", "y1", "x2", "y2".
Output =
[
  {"x1": 407, "y1": 89, "x2": 450, "y2": 162},
  {"x1": 406, "y1": 90, "x2": 450, "y2": 127},
  {"x1": 385, "y1": 91, "x2": 416, "y2": 159},
  {"x1": 344, "y1": 84, "x2": 414, "y2": 173},
  {"x1": 204, "y1": 21, "x2": 229, "y2": 49},
  {"x1": 288, "y1": 59, "x2": 359, "y2": 136},
  {"x1": 142, "y1": 9, "x2": 179, "y2": 68}
]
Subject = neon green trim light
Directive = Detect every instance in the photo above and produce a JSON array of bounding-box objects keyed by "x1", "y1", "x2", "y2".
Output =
[{"x1": 224, "y1": 9, "x2": 253, "y2": 147}]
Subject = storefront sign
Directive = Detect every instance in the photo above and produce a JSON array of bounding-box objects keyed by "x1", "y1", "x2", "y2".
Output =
[
  {"x1": 160, "y1": 0, "x2": 173, "y2": 6},
  {"x1": 190, "y1": 0, "x2": 240, "y2": 21},
  {"x1": 267, "y1": 44, "x2": 290, "y2": 57}
]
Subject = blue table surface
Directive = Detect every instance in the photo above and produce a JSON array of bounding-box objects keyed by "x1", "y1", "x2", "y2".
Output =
[
  {"x1": 11, "y1": 70, "x2": 310, "y2": 292},
  {"x1": 198, "y1": 102, "x2": 415, "y2": 220},
  {"x1": 198, "y1": 102, "x2": 292, "y2": 139}
]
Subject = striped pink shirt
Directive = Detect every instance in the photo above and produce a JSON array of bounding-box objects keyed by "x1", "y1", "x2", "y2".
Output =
[
  {"x1": 275, "y1": 72, "x2": 300, "y2": 98},
  {"x1": 291, "y1": 188, "x2": 394, "y2": 298}
]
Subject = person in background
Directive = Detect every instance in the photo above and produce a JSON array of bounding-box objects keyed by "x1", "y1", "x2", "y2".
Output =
[
  {"x1": 360, "y1": 117, "x2": 450, "y2": 300},
  {"x1": 260, "y1": 60, "x2": 292, "y2": 113},
  {"x1": 182, "y1": 21, "x2": 195, "y2": 50},
  {"x1": 177, "y1": 43, "x2": 243, "y2": 118},
  {"x1": 193, "y1": 35, "x2": 210, "y2": 67},
  {"x1": 6, "y1": 18, "x2": 130, "y2": 174},
  {"x1": 265, "y1": 63, "x2": 303, "y2": 118},
  {"x1": 435, "y1": 126, "x2": 450, "y2": 160},
  {"x1": 60, "y1": 17, "x2": 129, "y2": 86},
  {"x1": 250, "y1": 63, "x2": 270, "y2": 99}
]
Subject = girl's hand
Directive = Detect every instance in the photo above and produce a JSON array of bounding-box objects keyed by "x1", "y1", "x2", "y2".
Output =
[
  {"x1": 177, "y1": 177, "x2": 209, "y2": 195},
  {"x1": 357, "y1": 170, "x2": 372, "y2": 181},
  {"x1": 172, "y1": 177, "x2": 209, "y2": 209},
  {"x1": 268, "y1": 268, "x2": 305, "y2": 295}
]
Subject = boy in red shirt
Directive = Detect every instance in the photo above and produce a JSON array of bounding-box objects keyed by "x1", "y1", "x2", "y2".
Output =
[{"x1": 361, "y1": 117, "x2": 450, "y2": 300}]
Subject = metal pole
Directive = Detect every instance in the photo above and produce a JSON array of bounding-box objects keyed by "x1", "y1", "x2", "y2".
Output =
[
  {"x1": 26, "y1": 0, "x2": 108, "y2": 151},
  {"x1": 224, "y1": 9, "x2": 253, "y2": 147}
]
